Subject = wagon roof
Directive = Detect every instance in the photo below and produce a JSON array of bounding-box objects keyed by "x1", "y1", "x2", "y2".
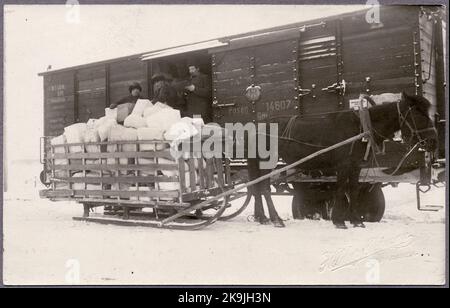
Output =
[{"x1": 38, "y1": 7, "x2": 373, "y2": 76}]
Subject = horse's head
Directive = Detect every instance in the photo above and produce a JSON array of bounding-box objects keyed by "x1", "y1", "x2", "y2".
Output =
[{"x1": 399, "y1": 92, "x2": 437, "y2": 152}]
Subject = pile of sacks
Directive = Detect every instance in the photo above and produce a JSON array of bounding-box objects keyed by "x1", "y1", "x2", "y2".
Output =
[{"x1": 50, "y1": 99, "x2": 205, "y2": 193}]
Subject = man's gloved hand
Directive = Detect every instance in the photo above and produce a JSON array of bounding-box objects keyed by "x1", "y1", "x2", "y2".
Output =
[{"x1": 185, "y1": 84, "x2": 195, "y2": 92}]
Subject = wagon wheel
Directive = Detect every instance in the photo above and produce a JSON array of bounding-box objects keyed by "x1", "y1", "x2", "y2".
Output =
[
  {"x1": 358, "y1": 183, "x2": 385, "y2": 222},
  {"x1": 291, "y1": 183, "x2": 315, "y2": 220},
  {"x1": 39, "y1": 170, "x2": 51, "y2": 187},
  {"x1": 292, "y1": 190, "x2": 303, "y2": 219},
  {"x1": 218, "y1": 191, "x2": 252, "y2": 221}
]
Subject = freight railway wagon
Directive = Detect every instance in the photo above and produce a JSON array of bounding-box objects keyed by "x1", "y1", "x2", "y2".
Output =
[{"x1": 40, "y1": 6, "x2": 447, "y2": 224}]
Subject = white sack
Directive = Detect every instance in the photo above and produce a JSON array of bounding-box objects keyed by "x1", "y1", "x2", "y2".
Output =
[
  {"x1": 107, "y1": 125, "x2": 138, "y2": 165},
  {"x1": 154, "y1": 102, "x2": 171, "y2": 109},
  {"x1": 124, "y1": 114, "x2": 147, "y2": 129},
  {"x1": 137, "y1": 127, "x2": 166, "y2": 151},
  {"x1": 72, "y1": 172, "x2": 102, "y2": 191},
  {"x1": 143, "y1": 102, "x2": 169, "y2": 118},
  {"x1": 83, "y1": 128, "x2": 101, "y2": 165},
  {"x1": 369, "y1": 93, "x2": 402, "y2": 105},
  {"x1": 158, "y1": 172, "x2": 191, "y2": 192},
  {"x1": 132, "y1": 99, "x2": 152, "y2": 116},
  {"x1": 111, "y1": 182, "x2": 132, "y2": 191},
  {"x1": 145, "y1": 108, "x2": 181, "y2": 136},
  {"x1": 64, "y1": 123, "x2": 87, "y2": 153},
  {"x1": 105, "y1": 108, "x2": 118, "y2": 120},
  {"x1": 143, "y1": 105, "x2": 156, "y2": 118},
  {"x1": 164, "y1": 120, "x2": 199, "y2": 141},
  {"x1": 51, "y1": 134, "x2": 67, "y2": 156},
  {"x1": 51, "y1": 135, "x2": 68, "y2": 177},
  {"x1": 86, "y1": 119, "x2": 97, "y2": 129},
  {"x1": 96, "y1": 117, "x2": 117, "y2": 141},
  {"x1": 180, "y1": 117, "x2": 204, "y2": 133}
]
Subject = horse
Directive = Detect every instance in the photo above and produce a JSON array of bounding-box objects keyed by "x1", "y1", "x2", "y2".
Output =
[{"x1": 247, "y1": 92, "x2": 437, "y2": 229}]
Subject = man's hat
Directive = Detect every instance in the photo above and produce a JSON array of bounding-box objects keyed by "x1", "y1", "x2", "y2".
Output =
[
  {"x1": 128, "y1": 82, "x2": 142, "y2": 93},
  {"x1": 151, "y1": 73, "x2": 173, "y2": 84},
  {"x1": 151, "y1": 74, "x2": 166, "y2": 84},
  {"x1": 187, "y1": 60, "x2": 201, "y2": 68}
]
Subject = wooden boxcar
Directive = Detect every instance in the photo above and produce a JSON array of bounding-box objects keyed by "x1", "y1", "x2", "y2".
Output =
[{"x1": 39, "y1": 6, "x2": 447, "y2": 219}]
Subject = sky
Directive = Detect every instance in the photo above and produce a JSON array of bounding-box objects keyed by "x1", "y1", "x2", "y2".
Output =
[{"x1": 3, "y1": 4, "x2": 366, "y2": 191}]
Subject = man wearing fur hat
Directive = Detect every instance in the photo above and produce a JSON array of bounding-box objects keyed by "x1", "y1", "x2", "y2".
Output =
[
  {"x1": 152, "y1": 73, "x2": 186, "y2": 111},
  {"x1": 109, "y1": 81, "x2": 143, "y2": 109}
]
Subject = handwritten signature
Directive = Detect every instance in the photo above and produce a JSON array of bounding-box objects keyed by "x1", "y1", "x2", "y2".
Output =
[{"x1": 319, "y1": 233, "x2": 415, "y2": 272}]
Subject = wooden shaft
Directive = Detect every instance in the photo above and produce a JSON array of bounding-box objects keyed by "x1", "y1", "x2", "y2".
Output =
[{"x1": 160, "y1": 132, "x2": 368, "y2": 226}]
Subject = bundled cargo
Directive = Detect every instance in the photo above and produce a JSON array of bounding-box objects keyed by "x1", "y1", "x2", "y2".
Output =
[
  {"x1": 137, "y1": 128, "x2": 166, "y2": 151},
  {"x1": 83, "y1": 127, "x2": 101, "y2": 165},
  {"x1": 131, "y1": 99, "x2": 152, "y2": 116},
  {"x1": 107, "y1": 125, "x2": 138, "y2": 165},
  {"x1": 145, "y1": 107, "x2": 181, "y2": 136},
  {"x1": 64, "y1": 123, "x2": 87, "y2": 153},
  {"x1": 95, "y1": 116, "x2": 117, "y2": 141},
  {"x1": 124, "y1": 114, "x2": 147, "y2": 129},
  {"x1": 164, "y1": 118, "x2": 199, "y2": 142},
  {"x1": 41, "y1": 101, "x2": 231, "y2": 221},
  {"x1": 72, "y1": 171, "x2": 103, "y2": 192},
  {"x1": 50, "y1": 134, "x2": 68, "y2": 179}
]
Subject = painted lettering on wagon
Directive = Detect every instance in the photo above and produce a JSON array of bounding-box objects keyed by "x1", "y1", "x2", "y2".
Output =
[
  {"x1": 227, "y1": 105, "x2": 249, "y2": 115},
  {"x1": 226, "y1": 99, "x2": 293, "y2": 117},
  {"x1": 49, "y1": 84, "x2": 66, "y2": 97},
  {"x1": 262, "y1": 99, "x2": 293, "y2": 113}
]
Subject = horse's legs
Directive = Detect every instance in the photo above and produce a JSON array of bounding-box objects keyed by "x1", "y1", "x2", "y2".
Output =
[
  {"x1": 348, "y1": 166, "x2": 365, "y2": 228},
  {"x1": 332, "y1": 167, "x2": 350, "y2": 229},
  {"x1": 248, "y1": 158, "x2": 269, "y2": 224},
  {"x1": 260, "y1": 177, "x2": 285, "y2": 228}
]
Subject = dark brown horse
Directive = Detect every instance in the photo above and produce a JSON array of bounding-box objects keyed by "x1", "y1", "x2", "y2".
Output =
[{"x1": 247, "y1": 92, "x2": 437, "y2": 229}]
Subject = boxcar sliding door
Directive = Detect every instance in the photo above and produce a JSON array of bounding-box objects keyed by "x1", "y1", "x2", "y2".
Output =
[
  {"x1": 297, "y1": 21, "x2": 343, "y2": 115},
  {"x1": 211, "y1": 36, "x2": 299, "y2": 125}
]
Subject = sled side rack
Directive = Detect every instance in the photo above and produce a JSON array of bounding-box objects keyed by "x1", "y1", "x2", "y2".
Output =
[{"x1": 40, "y1": 132, "x2": 368, "y2": 229}]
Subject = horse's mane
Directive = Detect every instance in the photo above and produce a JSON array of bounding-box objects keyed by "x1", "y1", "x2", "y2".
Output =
[
  {"x1": 404, "y1": 93, "x2": 431, "y2": 116},
  {"x1": 364, "y1": 92, "x2": 432, "y2": 119}
]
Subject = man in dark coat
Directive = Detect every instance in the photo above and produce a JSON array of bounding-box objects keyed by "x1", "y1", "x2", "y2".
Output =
[
  {"x1": 109, "y1": 82, "x2": 142, "y2": 109},
  {"x1": 151, "y1": 73, "x2": 184, "y2": 110},
  {"x1": 184, "y1": 64, "x2": 212, "y2": 123}
]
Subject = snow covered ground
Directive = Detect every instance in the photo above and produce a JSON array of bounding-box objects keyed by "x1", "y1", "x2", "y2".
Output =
[{"x1": 2, "y1": 182, "x2": 447, "y2": 286}]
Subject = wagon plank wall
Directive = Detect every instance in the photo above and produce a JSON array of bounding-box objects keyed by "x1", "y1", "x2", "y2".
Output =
[
  {"x1": 297, "y1": 22, "x2": 339, "y2": 114},
  {"x1": 212, "y1": 40, "x2": 298, "y2": 124},
  {"x1": 212, "y1": 47, "x2": 253, "y2": 124},
  {"x1": 254, "y1": 40, "x2": 298, "y2": 121},
  {"x1": 109, "y1": 59, "x2": 147, "y2": 105},
  {"x1": 43, "y1": 71, "x2": 75, "y2": 136},
  {"x1": 342, "y1": 6, "x2": 418, "y2": 101},
  {"x1": 76, "y1": 65, "x2": 106, "y2": 123},
  {"x1": 419, "y1": 10, "x2": 438, "y2": 120}
]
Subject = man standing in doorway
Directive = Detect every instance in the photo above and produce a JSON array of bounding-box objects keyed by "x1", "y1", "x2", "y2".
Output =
[{"x1": 184, "y1": 63, "x2": 212, "y2": 123}]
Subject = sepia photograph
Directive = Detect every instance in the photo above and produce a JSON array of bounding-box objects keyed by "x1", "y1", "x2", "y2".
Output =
[{"x1": 1, "y1": 1, "x2": 448, "y2": 289}]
